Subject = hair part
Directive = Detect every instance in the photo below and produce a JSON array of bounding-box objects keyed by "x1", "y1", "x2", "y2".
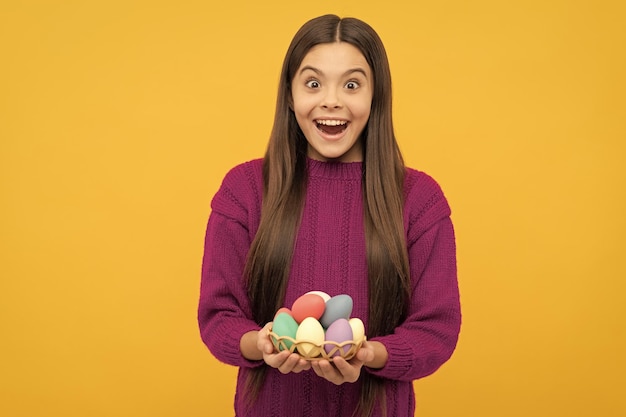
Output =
[{"x1": 244, "y1": 14, "x2": 410, "y2": 417}]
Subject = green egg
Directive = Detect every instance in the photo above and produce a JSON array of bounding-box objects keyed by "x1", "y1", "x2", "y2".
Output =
[{"x1": 272, "y1": 312, "x2": 299, "y2": 350}]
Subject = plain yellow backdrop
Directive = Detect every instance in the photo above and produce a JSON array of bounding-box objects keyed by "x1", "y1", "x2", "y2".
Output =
[{"x1": 1, "y1": 0, "x2": 624, "y2": 416}]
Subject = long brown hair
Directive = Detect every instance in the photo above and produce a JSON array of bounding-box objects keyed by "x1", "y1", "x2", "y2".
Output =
[{"x1": 244, "y1": 15, "x2": 410, "y2": 417}]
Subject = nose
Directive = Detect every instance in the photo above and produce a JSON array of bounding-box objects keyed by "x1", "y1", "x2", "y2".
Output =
[{"x1": 321, "y1": 87, "x2": 342, "y2": 109}]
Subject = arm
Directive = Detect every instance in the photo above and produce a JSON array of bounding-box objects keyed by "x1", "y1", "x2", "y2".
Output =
[
  {"x1": 312, "y1": 173, "x2": 460, "y2": 384},
  {"x1": 198, "y1": 210, "x2": 265, "y2": 368},
  {"x1": 240, "y1": 330, "x2": 264, "y2": 361},
  {"x1": 311, "y1": 217, "x2": 459, "y2": 384},
  {"x1": 361, "y1": 171, "x2": 461, "y2": 381},
  {"x1": 198, "y1": 161, "x2": 311, "y2": 374},
  {"x1": 198, "y1": 161, "x2": 271, "y2": 367},
  {"x1": 366, "y1": 215, "x2": 461, "y2": 381},
  {"x1": 199, "y1": 211, "x2": 313, "y2": 373}
]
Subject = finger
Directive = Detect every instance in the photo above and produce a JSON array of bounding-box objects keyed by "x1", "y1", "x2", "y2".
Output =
[
  {"x1": 333, "y1": 357, "x2": 352, "y2": 373},
  {"x1": 315, "y1": 359, "x2": 344, "y2": 385},
  {"x1": 258, "y1": 335, "x2": 274, "y2": 355},
  {"x1": 333, "y1": 357, "x2": 360, "y2": 383},
  {"x1": 311, "y1": 359, "x2": 336, "y2": 380},
  {"x1": 354, "y1": 348, "x2": 372, "y2": 364},
  {"x1": 310, "y1": 360, "x2": 324, "y2": 378},
  {"x1": 261, "y1": 321, "x2": 273, "y2": 336},
  {"x1": 261, "y1": 331, "x2": 276, "y2": 354},
  {"x1": 291, "y1": 358, "x2": 311, "y2": 373},
  {"x1": 264, "y1": 349, "x2": 290, "y2": 369},
  {"x1": 277, "y1": 353, "x2": 302, "y2": 374},
  {"x1": 257, "y1": 323, "x2": 274, "y2": 352},
  {"x1": 262, "y1": 341, "x2": 274, "y2": 355},
  {"x1": 354, "y1": 341, "x2": 375, "y2": 364}
]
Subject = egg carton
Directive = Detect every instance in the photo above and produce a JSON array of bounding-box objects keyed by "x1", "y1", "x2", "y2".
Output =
[{"x1": 268, "y1": 331, "x2": 366, "y2": 361}]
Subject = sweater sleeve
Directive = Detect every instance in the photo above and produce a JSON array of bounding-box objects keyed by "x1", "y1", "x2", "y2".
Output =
[
  {"x1": 197, "y1": 162, "x2": 264, "y2": 368},
  {"x1": 367, "y1": 173, "x2": 461, "y2": 381}
]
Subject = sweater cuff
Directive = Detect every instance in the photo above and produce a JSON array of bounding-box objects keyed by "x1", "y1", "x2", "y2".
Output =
[
  {"x1": 365, "y1": 336, "x2": 416, "y2": 380},
  {"x1": 213, "y1": 319, "x2": 265, "y2": 369}
]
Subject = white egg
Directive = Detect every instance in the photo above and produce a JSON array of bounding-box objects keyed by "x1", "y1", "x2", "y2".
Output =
[{"x1": 305, "y1": 290, "x2": 331, "y2": 302}]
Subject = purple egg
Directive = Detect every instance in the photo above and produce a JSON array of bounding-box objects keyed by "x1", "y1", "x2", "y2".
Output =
[{"x1": 324, "y1": 318, "x2": 353, "y2": 357}]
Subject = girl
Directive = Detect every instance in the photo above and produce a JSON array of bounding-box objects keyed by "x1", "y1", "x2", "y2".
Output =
[{"x1": 199, "y1": 14, "x2": 461, "y2": 417}]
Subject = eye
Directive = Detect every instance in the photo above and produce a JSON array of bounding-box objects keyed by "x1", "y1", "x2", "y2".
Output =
[
  {"x1": 305, "y1": 79, "x2": 321, "y2": 88},
  {"x1": 345, "y1": 80, "x2": 360, "y2": 90}
]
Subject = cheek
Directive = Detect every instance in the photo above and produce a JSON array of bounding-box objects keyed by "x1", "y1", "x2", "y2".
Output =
[
  {"x1": 293, "y1": 107, "x2": 310, "y2": 128},
  {"x1": 293, "y1": 111, "x2": 314, "y2": 139},
  {"x1": 292, "y1": 98, "x2": 314, "y2": 119},
  {"x1": 349, "y1": 97, "x2": 373, "y2": 120},
  {"x1": 354, "y1": 106, "x2": 372, "y2": 125}
]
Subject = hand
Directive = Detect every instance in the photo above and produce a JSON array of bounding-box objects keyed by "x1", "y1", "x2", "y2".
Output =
[
  {"x1": 310, "y1": 340, "x2": 376, "y2": 385},
  {"x1": 257, "y1": 322, "x2": 311, "y2": 374}
]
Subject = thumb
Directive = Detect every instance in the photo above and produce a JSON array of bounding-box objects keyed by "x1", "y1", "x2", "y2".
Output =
[
  {"x1": 261, "y1": 323, "x2": 275, "y2": 354},
  {"x1": 357, "y1": 341, "x2": 375, "y2": 363}
]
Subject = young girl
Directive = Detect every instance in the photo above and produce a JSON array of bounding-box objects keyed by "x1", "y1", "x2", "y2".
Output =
[{"x1": 199, "y1": 14, "x2": 461, "y2": 417}]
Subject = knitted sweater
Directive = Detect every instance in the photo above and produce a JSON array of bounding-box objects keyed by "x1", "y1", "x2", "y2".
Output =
[{"x1": 198, "y1": 158, "x2": 461, "y2": 416}]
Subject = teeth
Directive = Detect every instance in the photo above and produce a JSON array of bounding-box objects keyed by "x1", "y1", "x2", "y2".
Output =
[{"x1": 316, "y1": 120, "x2": 347, "y2": 126}]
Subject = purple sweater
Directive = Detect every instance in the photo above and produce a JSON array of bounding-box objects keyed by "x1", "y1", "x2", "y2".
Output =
[{"x1": 199, "y1": 158, "x2": 461, "y2": 416}]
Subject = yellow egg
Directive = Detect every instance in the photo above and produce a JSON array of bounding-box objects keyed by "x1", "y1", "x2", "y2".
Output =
[
  {"x1": 348, "y1": 318, "x2": 365, "y2": 343},
  {"x1": 295, "y1": 317, "x2": 325, "y2": 357}
]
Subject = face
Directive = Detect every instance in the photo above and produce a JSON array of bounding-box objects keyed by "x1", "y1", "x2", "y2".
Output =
[{"x1": 291, "y1": 42, "x2": 373, "y2": 163}]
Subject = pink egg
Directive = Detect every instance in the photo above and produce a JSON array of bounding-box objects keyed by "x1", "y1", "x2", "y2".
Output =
[
  {"x1": 324, "y1": 318, "x2": 354, "y2": 357},
  {"x1": 274, "y1": 307, "x2": 292, "y2": 320},
  {"x1": 291, "y1": 293, "x2": 326, "y2": 324}
]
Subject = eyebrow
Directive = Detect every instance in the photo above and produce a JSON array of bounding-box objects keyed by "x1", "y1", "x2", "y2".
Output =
[{"x1": 298, "y1": 65, "x2": 368, "y2": 78}]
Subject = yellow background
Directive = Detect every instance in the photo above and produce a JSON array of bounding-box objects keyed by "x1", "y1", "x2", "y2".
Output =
[{"x1": 1, "y1": 0, "x2": 624, "y2": 416}]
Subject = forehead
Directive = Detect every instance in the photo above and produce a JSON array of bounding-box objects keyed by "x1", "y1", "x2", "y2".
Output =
[{"x1": 298, "y1": 42, "x2": 370, "y2": 74}]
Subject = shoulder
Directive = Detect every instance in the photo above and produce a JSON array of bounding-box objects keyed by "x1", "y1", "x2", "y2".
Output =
[
  {"x1": 221, "y1": 158, "x2": 263, "y2": 187},
  {"x1": 403, "y1": 167, "x2": 452, "y2": 237},
  {"x1": 211, "y1": 158, "x2": 263, "y2": 219}
]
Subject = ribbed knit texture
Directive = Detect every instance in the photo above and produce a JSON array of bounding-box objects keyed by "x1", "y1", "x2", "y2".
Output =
[{"x1": 199, "y1": 158, "x2": 461, "y2": 416}]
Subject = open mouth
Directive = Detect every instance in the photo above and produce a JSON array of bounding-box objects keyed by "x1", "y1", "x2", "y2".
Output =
[{"x1": 316, "y1": 119, "x2": 348, "y2": 135}]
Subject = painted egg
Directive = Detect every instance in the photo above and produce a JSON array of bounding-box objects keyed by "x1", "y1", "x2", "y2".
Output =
[
  {"x1": 291, "y1": 293, "x2": 326, "y2": 324},
  {"x1": 274, "y1": 307, "x2": 292, "y2": 319},
  {"x1": 348, "y1": 318, "x2": 365, "y2": 343},
  {"x1": 271, "y1": 312, "x2": 298, "y2": 351},
  {"x1": 305, "y1": 290, "x2": 331, "y2": 302},
  {"x1": 295, "y1": 317, "x2": 324, "y2": 357},
  {"x1": 320, "y1": 294, "x2": 353, "y2": 328},
  {"x1": 324, "y1": 318, "x2": 353, "y2": 357}
]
